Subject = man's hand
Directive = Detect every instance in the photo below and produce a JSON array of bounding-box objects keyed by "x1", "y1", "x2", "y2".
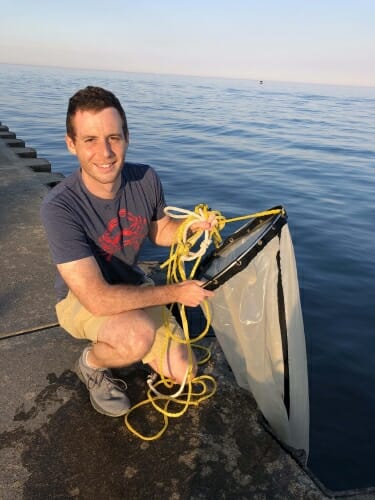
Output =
[
  {"x1": 189, "y1": 213, "x2": 218, "y2": 233},
  {"x1": 174, "y1": 280, "x2": 214, "y2": 307}
]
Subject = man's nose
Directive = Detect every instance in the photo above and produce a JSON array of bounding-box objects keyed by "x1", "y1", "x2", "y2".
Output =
[{"x1": 102, "y1": 139, "x2": 114, "y2": 157}]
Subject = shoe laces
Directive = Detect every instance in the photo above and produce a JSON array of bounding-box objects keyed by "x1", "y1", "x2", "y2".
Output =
[{"x1": 87, "y1": 368, "x2": 128, "y2": 393}]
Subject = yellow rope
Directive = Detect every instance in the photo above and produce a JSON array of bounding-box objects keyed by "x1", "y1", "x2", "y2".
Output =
[{"x1": 124, "y1": 205, "x2": 284, "y2": 440}]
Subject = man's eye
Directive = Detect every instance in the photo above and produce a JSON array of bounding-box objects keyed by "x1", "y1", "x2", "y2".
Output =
[{"x1": 85, "y1": 138, "x2": 94, "y2": 143}]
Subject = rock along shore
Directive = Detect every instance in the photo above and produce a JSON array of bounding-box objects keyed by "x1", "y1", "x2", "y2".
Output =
[{"x1": 0, "y1": 122, "x2": 372, "y2": 499}]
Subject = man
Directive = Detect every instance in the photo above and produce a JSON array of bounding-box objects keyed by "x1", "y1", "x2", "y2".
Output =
[{"x1": 41, "y1": 86, "x2": 215, "y2": 418}]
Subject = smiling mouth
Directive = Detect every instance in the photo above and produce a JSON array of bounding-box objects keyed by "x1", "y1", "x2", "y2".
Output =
[{"x1": 95, "y1": 162, "x2": 116, "y2": 169}]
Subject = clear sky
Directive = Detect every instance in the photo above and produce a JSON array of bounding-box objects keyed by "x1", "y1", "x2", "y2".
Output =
[{"x1": 1, "y1": 0, "x2": 374, "y2": 87}]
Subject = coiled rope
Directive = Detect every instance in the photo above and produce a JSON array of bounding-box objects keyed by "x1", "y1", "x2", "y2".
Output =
[{"x1": 124, "y1": 204, "x2": 284, "y2": 440}]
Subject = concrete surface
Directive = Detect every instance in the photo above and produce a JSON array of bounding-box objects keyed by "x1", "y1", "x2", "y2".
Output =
[
  {"x1": 0, "y1": 134, "x2": 62, "y2": 337},
  {"x1": 1, "y1": 123, "x2": 373, "y2": 499}
]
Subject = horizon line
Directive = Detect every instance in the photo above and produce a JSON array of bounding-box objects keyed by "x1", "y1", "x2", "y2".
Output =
[{"x1": 1, "y1": 60, "x2": 375, "y2": 90}]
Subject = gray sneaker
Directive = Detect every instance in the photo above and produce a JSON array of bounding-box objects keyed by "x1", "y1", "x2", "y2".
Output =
[{"x1": 75, "y1": 346, "x2": 131, "y2": 417}]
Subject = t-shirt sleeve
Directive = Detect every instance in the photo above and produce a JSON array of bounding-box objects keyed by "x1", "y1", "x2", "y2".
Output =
[
  {"x1": 149, "y1": 167, "x2": 166, "y2": 221},
  {"x1": 40, "y1": 197, "x2": 93, "y2": 265}
]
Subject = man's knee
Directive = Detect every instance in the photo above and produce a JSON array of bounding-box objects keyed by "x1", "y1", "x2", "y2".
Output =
[
  {"x1": 174, "y1": 347, "x2": 197, "y2": 384},
  {"x1": 122, "y1": 325, "x2": 155, "y2": 360},
  {"x1": 149, "y1": 343, "x2": 198, "y2": 385},
  {"x1": 99, "y1": 309, "x2": 156, "y2": 362}
]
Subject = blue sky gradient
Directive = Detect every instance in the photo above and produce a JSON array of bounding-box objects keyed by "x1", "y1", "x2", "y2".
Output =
[{"x1": 1, "y1": 0, "x2": 374, "y2": 86}]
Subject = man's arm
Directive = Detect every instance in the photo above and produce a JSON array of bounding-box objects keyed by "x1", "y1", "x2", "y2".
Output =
[
  {"x1": 57, "y1": 256, "x2": 213, "y2": 317},
  {"x1": 149, "y1": 215, "x2": 181, "y2": 246}
]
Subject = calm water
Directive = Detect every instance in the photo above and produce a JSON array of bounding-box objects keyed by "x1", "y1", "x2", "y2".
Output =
[{"x1": 1, "y1": 64, "x2": 374, "y2": 492}]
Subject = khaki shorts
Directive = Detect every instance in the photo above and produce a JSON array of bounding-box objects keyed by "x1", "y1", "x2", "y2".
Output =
[{"x1": 55, "y1": 291, "x2": 184, "y2": 364}]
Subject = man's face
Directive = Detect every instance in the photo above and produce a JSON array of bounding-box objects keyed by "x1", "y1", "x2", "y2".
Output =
[{"x1": 65, "y1": 107, "x2": 128, "y2": 197}]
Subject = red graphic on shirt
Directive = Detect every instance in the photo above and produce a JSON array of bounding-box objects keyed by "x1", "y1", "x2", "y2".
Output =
[{"x1": 98, "y1": 208, "x2": 147, "y2": 261}]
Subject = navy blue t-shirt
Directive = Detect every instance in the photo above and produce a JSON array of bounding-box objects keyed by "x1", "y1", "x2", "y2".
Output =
[{"x1": 41, "y1": 162, "x2": 166, "y2": 301}]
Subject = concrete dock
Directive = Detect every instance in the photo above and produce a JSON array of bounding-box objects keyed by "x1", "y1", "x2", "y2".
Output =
[{"x1": 0, "y1": 123, "x2": 372, "y2": 499}]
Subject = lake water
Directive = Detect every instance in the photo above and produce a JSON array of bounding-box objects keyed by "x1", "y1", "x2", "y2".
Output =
[{"x1": 0, "y1": 63, "x2": 374, "y2": 493}]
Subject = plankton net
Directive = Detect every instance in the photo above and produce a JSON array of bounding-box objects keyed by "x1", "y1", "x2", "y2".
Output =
[{"x1": 198, "y1": 207, "x2": 309, "y2": 458}]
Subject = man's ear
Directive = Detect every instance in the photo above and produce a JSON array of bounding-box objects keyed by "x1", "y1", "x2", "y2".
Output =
[{"x1": 65, "y1": 135, "x2": 77, "y2": 155}]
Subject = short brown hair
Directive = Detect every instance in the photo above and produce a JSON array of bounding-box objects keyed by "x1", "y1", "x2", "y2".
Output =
[{"x1": 66, "y1": 86, "x2": 129, "y2": 141}]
